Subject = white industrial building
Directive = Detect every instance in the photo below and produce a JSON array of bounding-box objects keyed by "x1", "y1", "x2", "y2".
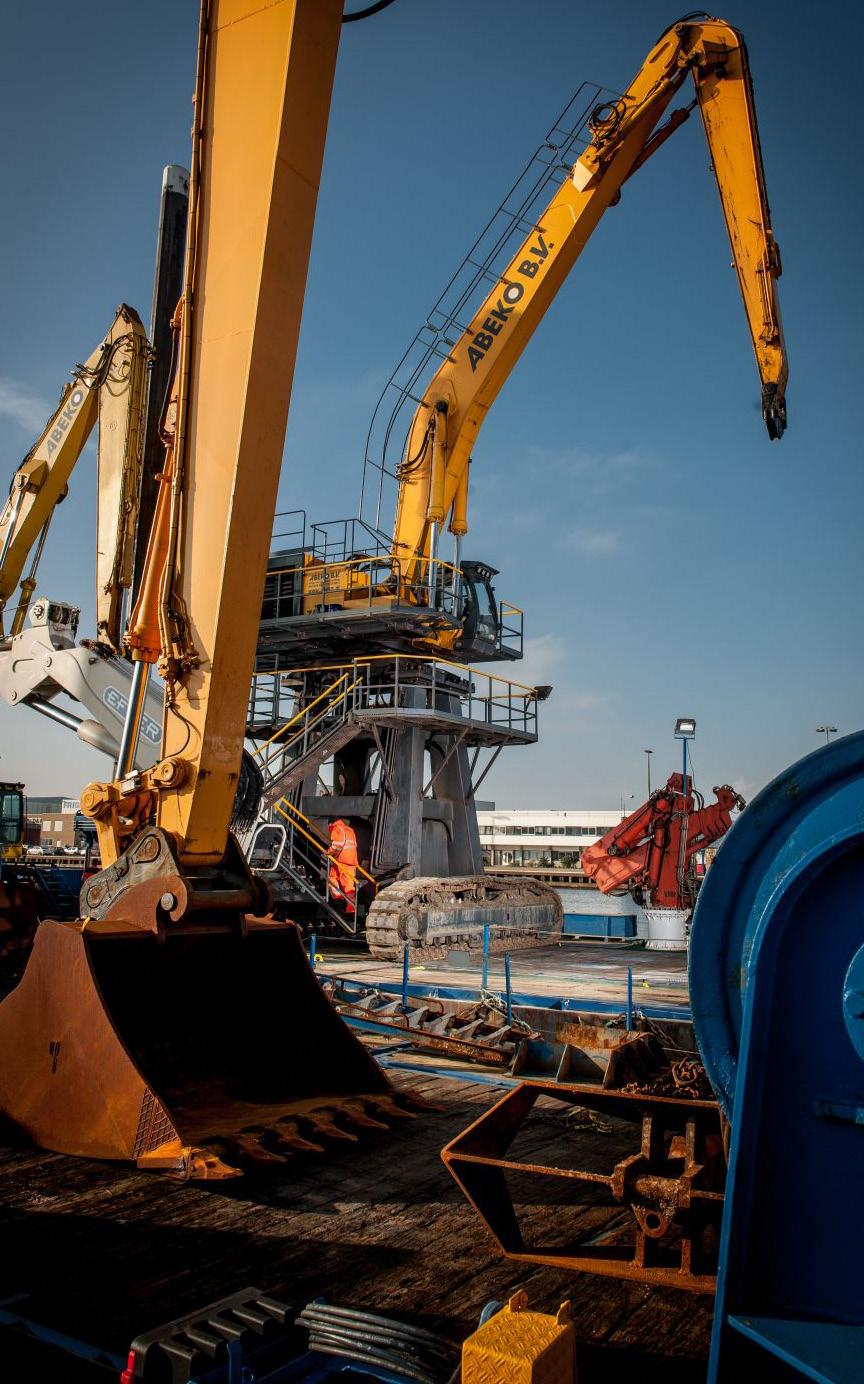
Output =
[
  {"x1": 475, "y1": 806, "x2": 648, "y2": 940},
  {"x1": 476, "y1": 807, "x2": 623, "y2": 884}
]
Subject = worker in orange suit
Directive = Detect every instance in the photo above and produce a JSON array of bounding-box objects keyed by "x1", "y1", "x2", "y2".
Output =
[{"x1": 328, "y1": 818, "x2": 359, "y2": 914}]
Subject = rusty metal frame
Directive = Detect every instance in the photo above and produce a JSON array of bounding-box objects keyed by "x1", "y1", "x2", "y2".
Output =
[
  {"x1": 326, "y1": 982, "x2": 530, "y2": 1068},
  {"x1": 441, "y1": 1078, "x2": 725, "y2": 1293}
]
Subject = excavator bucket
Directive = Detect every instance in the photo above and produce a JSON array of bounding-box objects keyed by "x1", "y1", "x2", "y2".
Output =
[{"x1": 0, "y1": 917, "x2": 411, "y2": 1178}]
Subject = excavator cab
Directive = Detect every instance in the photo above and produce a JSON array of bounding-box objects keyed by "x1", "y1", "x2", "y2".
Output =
[
  {"x1": 0, "y1": 783, "x2": 25, "y2": 860},
  {"x1": 457, "y1": 560, "x2": 504, "y2": 660},
  {"x1": 0, "y1": 781, "x2": 39, "y2": 965}
]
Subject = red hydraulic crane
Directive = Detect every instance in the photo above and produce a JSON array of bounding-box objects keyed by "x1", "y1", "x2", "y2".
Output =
[{"x1": 581, "y1": 775, "x2": 745, "y2": 910}]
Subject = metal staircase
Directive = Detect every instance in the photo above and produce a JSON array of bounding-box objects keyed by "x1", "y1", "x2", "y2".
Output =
[
  {"x1": 245, "y1": 655, "x2": 543, "y2": 935},
  {"x1": 250, "y1": 795, "x2": 379, "y2": 936},
  {"x1": 250, "y1": 668, "x2": 366, "y2": 810}
]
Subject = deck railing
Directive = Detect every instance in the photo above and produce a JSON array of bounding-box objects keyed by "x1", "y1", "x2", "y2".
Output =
[{"x1": 248, "y1": 653, "x2": 541, "y2": 764}]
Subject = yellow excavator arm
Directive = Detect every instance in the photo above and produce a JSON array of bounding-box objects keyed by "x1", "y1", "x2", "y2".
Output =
[
  {"x1": 0, "y1": 305, "x2": 150, "y2": 646},
  {"x1": 0, "y1": 7, "x2": 791, "y2": 1182},
  {"x1": 0, "y1": 0, "x2": 411, "y2": 1185},
  {"x1": 392, "y1": 16, "x2": 787, "y2": 582}
]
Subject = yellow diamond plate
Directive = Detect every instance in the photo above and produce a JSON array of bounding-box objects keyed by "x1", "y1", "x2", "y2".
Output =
[{"x1": 462, "y1": 1294, "x2": 575, "y2": 1384}]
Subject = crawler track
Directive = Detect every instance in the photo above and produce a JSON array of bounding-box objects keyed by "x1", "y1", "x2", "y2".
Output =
[{"x1": 365, "y1": 874, "x2": 562, "y2": 962}]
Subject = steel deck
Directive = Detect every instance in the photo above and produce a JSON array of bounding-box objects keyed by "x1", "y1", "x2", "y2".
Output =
[{"x1": 318, "y1": 940, "x2": 691, "y2": 1018}]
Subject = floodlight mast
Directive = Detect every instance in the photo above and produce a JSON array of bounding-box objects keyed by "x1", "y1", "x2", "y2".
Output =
[{"x1": 675, "y1": 718, "x2": 697, "y2": 793}]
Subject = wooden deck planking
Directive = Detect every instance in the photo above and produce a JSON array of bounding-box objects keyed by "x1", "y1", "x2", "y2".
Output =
[{"x1": 0, "y1": 1069, "x2": 711, "y2": 1380}]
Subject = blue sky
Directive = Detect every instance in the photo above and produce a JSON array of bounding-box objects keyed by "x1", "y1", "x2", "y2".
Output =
[{"x1": 1, "y1": 1, "x2": 861, "y2": 808}]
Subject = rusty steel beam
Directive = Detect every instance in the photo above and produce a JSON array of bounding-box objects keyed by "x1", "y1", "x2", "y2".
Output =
[{"x1": 441, "y1": 1078, "x2": 726, "y2": 1293}]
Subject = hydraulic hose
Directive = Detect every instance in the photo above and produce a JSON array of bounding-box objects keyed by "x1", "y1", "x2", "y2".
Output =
[
  {"x1": 343, "y1": 0, "x2": 399, "y2": 21},
  {"x1": 296, "y1": 1300, "x2": 458, "y2": 1384}
]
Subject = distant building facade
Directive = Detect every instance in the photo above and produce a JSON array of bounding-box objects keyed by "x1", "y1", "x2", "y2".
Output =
[
  {"x1": 476, "y1": 808, "x2": 622, "y2": 886},
  {"x1": 25, "y1": 796, "x2": 82, "y2": 851}
]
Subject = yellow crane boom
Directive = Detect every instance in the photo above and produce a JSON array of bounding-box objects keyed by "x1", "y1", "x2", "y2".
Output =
[
  {"x1": 0, "y1": 305, "x2": 149, "y2": 647},
  {"x1": 0, "y1": 0, "x2": 411, "y2": 1182},
  {"x1": 154, "y1": 0, "x2": 344, "y2": 866},
  {"x1": 391, "y1": 16, "x2": 787, "y2": 584}
]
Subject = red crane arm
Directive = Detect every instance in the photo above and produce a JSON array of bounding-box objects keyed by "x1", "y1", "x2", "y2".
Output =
[{"x1": 582, "y1": 777, "x2": 744, "y2": 907}]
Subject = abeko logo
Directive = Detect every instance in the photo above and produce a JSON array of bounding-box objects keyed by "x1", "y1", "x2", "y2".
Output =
[
  {"x1": 46, "y1": 387, "x2": 86, "y2": 456},
  {"x1": 466, "y1": 232, "x2": 553, "y2": 373}
]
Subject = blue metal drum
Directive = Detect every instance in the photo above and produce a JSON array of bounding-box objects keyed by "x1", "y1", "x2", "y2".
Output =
[{"x1": 689, "y1": 731, "x2": 864, "y2": 1381}]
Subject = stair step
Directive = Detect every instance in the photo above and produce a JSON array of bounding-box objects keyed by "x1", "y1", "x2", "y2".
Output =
[{"x1": 261, "y1": 718, "x2": 362, "y2": 808}]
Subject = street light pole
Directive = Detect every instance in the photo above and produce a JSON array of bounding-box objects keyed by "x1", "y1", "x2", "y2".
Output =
[
  {"x1": 674, "y1": 718, "x2": 696, "y2": 796},
  {"x1": 644, "y1": 749, "x2": 653, "y2": 796},
  {"x1": 816, "y1": 725, "x2": 837, "y2": 745}
]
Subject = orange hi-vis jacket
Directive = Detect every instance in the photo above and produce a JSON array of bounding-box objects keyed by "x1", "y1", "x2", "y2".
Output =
[{"x1": 328, "y1": 818, "x2": 359, "y2": 914}]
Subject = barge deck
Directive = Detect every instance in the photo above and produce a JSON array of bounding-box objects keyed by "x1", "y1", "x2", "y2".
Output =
[
  {"x1": 0, "y1": 1063, "x2": 711, "y2": 1382},
  {"x1": 319, "y1": 940, "x2": 691, "y2": 1016}
]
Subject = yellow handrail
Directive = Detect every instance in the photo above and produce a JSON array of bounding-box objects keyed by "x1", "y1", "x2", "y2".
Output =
[
  {"x1": 273, "y1": 677, "x2": 363, "y2": 762},
  {"x1": 274, "y1": 798, "x2": 378, "y2": 893},
  {"x1": 252, "y1": 669, "x2": 353, "y2": 759},
  {"x1": 255, "y1": 651, "x2": 539, "y2": 696},
  {"x1": 264, "y1": 553, "x2": 399, "y2": 582},
  {"x1": 264, "y1": 550, "x2": 464, "y2": 582}
]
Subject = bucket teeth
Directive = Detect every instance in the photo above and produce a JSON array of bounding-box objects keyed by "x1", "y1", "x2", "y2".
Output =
[
  {"x1": 271, "y1": 1120, "x2": 326, "y2": 1154},
  {"x1": 136, "y1": 1142, "x2": 242, "y2": 1180},
  {"x1": 186, "y1": 1097, "x2": 420, "y2": 1171},
  {"x1": 304, "y1": 1110, "x2": 359, "y2": 1143},
  {"x1": 340, "y1": 1101, "x2": 391, "y2": 1132},
  {"x1": 183, "y1": 1147, "x2": 242, "y2": 1180},
  {"x1": 368, "y1": 1095, "x2": 418, "y2": 1122},
  {"x1": 224, "y1": 1132, "x2": 291, "y2": 1169}
]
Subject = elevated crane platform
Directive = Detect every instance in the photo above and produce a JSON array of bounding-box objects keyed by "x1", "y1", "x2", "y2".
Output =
[
  {"x1": 257, "y1": 513, "x2": 524, "y2": 669},
  {"x1": 246, "y1": 655, "x2": 554, "y2": 950}
]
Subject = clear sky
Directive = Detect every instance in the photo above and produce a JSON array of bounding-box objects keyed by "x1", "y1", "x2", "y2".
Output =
[{"x1": 0, "y1": 1, "x2": 861, "y2": 810}]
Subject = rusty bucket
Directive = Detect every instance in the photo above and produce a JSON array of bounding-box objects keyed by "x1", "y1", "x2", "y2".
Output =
[{"x1": 0, "y1": 916, "x2": 408, "y2": 1177}]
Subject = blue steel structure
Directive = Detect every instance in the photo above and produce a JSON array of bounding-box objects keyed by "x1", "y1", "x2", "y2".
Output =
[
  {"x1": 561, "y1": 912, "x2": 638, "y2": 938},
  {"x1": 690, "y1": 731, "x2": 864, "y2": 1382}
]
